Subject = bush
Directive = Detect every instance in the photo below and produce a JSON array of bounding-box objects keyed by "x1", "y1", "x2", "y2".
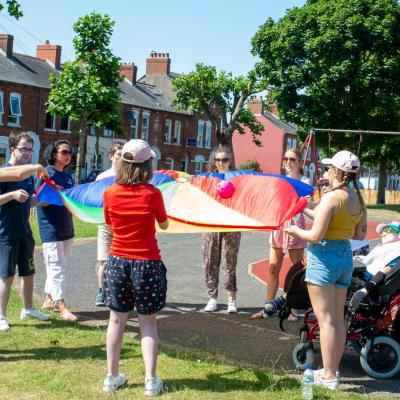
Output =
[{"x1": 239, "y1": 160, "x2": 262, "y2": 172}]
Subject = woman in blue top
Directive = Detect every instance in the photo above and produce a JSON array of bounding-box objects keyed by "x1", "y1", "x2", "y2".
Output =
[{"x1": 37, "y1": 140, "x2": 76, "y2": 322}]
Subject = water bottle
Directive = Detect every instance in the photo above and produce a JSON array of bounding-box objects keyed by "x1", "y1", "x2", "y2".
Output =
[{"x1": 302, "y1": 365, "x2": 314, "y2": 400}]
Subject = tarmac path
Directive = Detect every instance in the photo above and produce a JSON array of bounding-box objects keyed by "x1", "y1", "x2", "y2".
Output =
[{"x1": 32, "y1": 231, "x2": 400, "y2": 398}]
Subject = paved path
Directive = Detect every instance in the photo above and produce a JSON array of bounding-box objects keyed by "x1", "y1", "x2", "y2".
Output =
[{"x1": 33, "y1": 232, "x2": 399, "y2": 398}]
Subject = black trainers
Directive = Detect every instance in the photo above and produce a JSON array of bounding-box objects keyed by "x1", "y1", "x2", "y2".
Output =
[{"x1": 95, "y1": 288, "x2": 106, "y2": 307}]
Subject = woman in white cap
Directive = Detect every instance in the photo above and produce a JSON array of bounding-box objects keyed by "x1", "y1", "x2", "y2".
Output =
[
  {"x1": 102, "y1": 139, "x2": 168, "y2": 395},
  {"x1": 285, "y1": 150, "x2": 367, "y2": 390}
]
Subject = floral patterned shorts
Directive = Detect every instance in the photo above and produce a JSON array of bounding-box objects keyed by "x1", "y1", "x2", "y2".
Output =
[{"x1": 103, "y1": 256, "x2": 167, "y2": 314}]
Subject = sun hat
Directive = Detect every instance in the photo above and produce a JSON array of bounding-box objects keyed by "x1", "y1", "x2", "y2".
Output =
[
  {"x1": 321, "y1": 150, "x2": 360, "y2": 173},
  {"x1": 376, "y1": 221, "x2": 400, "y2": 235},
  {"x1": 121, "y1": 139, "x2": 156, "y2": 163}
]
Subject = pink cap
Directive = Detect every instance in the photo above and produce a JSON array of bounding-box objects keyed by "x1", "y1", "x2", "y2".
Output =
[
  {"x1": 321, "y1": 150, "x2": 360, "y2": 173},
  {"x1": 121, "y1": 139, "x2": 156, "y2": 163}
]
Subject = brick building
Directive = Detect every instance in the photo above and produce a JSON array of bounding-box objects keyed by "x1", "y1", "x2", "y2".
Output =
[{"x1": 0, "y1": 34, "x2": 214, "y2": 175}]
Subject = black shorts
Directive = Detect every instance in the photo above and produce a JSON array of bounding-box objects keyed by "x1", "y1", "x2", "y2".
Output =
[
  {"x1": 0, "y1": 235, "x2": 35, "y2": 278},
  {"x1": 103, "y1": 256, "x2": 167, "y2": 314}
]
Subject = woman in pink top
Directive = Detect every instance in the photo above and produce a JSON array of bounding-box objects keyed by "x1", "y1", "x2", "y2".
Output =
[{"x1": 251, "y1": 148, "x2": 310, "y2": 320}]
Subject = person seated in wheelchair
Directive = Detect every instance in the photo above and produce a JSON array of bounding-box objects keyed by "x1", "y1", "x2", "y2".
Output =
[{"x1": 348, "y1": 221, "x2": 400, "y2": 313}]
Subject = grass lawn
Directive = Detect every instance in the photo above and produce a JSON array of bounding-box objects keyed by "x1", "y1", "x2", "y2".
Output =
[
  {"x1": 0, "y1": 293, "x2": 366, "y2": 400},
  {"x1": 30, "y1": 217, "x2": 97, "y2": 245}
]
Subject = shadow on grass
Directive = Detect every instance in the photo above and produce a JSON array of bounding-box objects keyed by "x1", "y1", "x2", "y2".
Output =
[{"x1": 161, "y1": 369, "x2": 300, "y2": 394}]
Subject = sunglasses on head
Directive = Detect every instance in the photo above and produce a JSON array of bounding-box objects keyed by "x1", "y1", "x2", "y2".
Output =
[
  {"x1": 283, "y1": 157, "x2": 298, "y2": 162},
  {"x1": 57, "y1": 150, "x2": 73, "y2": 156},
  {"x1": 380, "y1": 227, "x2": 399, "y2": 236},
  {"x1": 214, "y1": 158, "x2": 230, "y2": 163}
]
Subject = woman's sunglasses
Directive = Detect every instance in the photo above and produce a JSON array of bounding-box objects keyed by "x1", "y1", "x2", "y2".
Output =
[
  {"x1": 324, "y1": 165, "x2": 334, "y2": 172},
  {"x1": 214, "y1": 158, "x2": 230, "y2": 163},
  {"x1": 57, "y1": 150, "x2": 73, "y2": 156},
  {"x1": 283, "y1": 157, "x2": 298, "y2": 162}
]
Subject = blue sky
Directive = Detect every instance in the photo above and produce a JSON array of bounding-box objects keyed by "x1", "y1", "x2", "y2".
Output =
[{"x1": 0, "y1": 0, "x2": 305, "y2": 76}]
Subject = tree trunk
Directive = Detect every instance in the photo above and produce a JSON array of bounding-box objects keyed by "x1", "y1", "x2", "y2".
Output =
[
  {"x1": 95, "y1": 127, "x2": 102, "y2": 168},
  {"x1": 377, "y1": 162, "x2": 387, "y2": 204},
  {"x1": 75, "y1": 122, "x2": 87, "y2": 184}
]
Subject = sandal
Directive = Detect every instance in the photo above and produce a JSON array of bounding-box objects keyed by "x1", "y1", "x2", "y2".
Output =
[{"x1": 60, "y1": 310, "x2": 79, "y2": 322}]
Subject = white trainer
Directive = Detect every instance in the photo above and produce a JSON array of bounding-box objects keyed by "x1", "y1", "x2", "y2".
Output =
[
  {"x1": 313, "y1": 369, "x2": 340, "y2": 390},
  {"x1": 0, "y1": 316, "x2": 9, "y2": 331},
  {"x1": 227, "y1": 299, "x2": 238, "y2": 313},
  {"x1": 204, "y1": 298, "x2": 218, "y2": 312},
  {"x1": 20, "y1": 308, "x2": 49, "y2": 321},
  {"x1": 103, "y1": 373, "x2": 126, "y2": 392},
  {"x1": 144, "y1": 376, "x2": 163, "y2": 396}
]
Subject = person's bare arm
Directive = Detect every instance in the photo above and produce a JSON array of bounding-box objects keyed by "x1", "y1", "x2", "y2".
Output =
[
  {"x1": 352, "y1": 208, "x2": 367, "y2": 240},
  {"x1": 0, "y1": 189, "x2": 30, "y2": 206},
  {"x1": 284, "y1": 193, "x2": 337, "y2": 243},
  {"x1": 0, "y1": 164, "x2": 48, "y2": 182}
]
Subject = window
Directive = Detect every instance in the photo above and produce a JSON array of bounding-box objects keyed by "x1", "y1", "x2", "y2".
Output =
[
  {"x1": 60, "y1": 117, "x2": 71, "y2": 132},
  {"x1": 194, "y1": 154, "x2": 206, "y2": 174},
  {"x1": 197, "y1": 119, "x2": 204, "y2": 148},
  {"x1": 164, "y1": 119, "x2": 172, "y2": 144},
  {"x1": 8, "y1": 92, "x2": 22, "y2": 126},
  {"x1": 164, "y1": 157, "x2": 174, "y2": 170},
  {"x1": 180, "y1": 153, "x2": 189, "y2": 172},
  {"x1": 204, "y1": 121, "x2": 212, "y2": 148},
  {"x1": 0, "y1": 91, "x2": 3, "y2": 125},
  {"x1": 173, "y1": 121, "x2": 181, "y2": 144},
  {"x1": 286, "y1": 137, "x2": 297, "y2": 150},
  {"x1": 130, "y1": 109, "x2": 140, "y2": 139},
  {"x1": 141, "y1": 111, "x2": 150, "y2": 140},
  {"x1": 45, "y1": 112, "x2": 56, "y2": 130},
  {"x1": 103, "y1": 128, "x2": 113, "y2": 137}
]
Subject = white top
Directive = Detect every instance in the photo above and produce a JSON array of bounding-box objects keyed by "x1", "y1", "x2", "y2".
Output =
[{"x1": 95, "y1": 168, "x2": 115, "y2": 181}]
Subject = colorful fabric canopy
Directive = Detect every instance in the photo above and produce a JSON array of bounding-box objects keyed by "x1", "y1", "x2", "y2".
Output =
[{"x1": 36, "y1": 170, "x2": 314, "y2": 233}]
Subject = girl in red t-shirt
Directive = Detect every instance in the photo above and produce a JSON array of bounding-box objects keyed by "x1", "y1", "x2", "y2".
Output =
[{"x1": 102, "y1": 139, "x2": 168, "y2": 395}]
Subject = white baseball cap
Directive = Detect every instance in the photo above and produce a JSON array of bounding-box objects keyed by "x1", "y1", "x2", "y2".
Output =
[
  {"x1": 321, "y1": 150, "x2": 360, "y2": 173},
  {"x1": 121, "y1": 139, "x2": 156, "y2": 163}
]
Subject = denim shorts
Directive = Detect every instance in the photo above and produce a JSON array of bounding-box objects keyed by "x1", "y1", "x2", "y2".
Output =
[
  {"x1": 305, "y1": 240, "x2": 353, "y2": 289},
  {"x1": 103, "y1": 256, "x2": 167, "y2": 314}
]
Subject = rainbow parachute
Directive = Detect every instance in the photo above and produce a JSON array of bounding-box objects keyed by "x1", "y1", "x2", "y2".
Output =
[{"x1": 36, "y1": 170, "x2": 313, "y2": 233}]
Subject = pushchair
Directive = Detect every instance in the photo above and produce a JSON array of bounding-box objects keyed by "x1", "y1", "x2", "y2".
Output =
[{"x1": 279, "y1": 260, "x2": 400, "y2": 379}]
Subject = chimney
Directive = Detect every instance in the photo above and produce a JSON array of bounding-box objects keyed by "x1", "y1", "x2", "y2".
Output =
[
  {"x1": 248, "y1": 96, "x2": 263, "y2": 115},
  {"x1": 120, "y1": 62, "x2": 137, "y2": 85},
  {"x1": 269, "y1": 102, "x2": 279, "y2": 118},
  {"x1": 36, "y1": 40, "x2": 61, "y2": 69},
  {"x1": 0, "y1": 34, "x2": 13, "y2": 57},
  {"x1": 146, "y1": 51, "x2": 171, "y2": 76}
]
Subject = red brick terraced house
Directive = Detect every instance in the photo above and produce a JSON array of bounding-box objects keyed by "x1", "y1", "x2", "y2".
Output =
[{"x1": 0, "y1": 34, "x2": 214, "y2": 175}]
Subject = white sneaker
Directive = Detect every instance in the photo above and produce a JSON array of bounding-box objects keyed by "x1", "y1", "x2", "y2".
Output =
[
  {"x1": 0, "y1": 316, "x2": 9, "y2": 331},
  {"x1": 204, "y1": 298, "x2": 218, "y2": 312},
  {"x1": 144, "y1": 376, "x2": 163, "y2": 396},
  {"x1": 313, "y1": 369, "x2": 340, "y2": 390},
  {"x1": 20, "y1": 308, "x2": 49, "y2": 321},
  {"x1": 103, "y1": 373, "x2": 126, "y2": 392},
  {"x1": 227, "y1": 299, "x2": 238, "y2": 313}
]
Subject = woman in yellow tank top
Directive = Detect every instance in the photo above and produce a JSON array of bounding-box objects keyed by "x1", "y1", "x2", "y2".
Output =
[{"x1": 285, "y1": 150, "x2": 367, "y2": 390}]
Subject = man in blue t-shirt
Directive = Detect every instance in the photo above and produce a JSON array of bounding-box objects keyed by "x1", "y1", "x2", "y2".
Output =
[{"x1": 0, "y1": 132, "x2": 49, "y2": 331}]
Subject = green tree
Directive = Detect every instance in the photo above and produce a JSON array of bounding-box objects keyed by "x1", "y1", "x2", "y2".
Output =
[
  {"x1": 47, "y1": 12, "x2": 123, "y2": 183},
  {"x1": 252, "y1": 0, "x2": 400, "y2": 203},
  {"x1": 0, "y1": 0, "x2": 22, "y2": 19},
  {"x1": 172, "y1": 63, "x2": 264, "y2": 153}
]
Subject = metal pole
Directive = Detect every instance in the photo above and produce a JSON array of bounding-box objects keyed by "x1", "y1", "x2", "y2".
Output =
[{"x1": 313, "y1": 128, "x2": 400, "y2": 136}]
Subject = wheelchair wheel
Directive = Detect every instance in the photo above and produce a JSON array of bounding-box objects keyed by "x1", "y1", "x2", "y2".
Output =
[
  {"x1": 293, "y1": 342, "x2": 314, "y2": 370},
  {"x1": 360, "y1": 336, "x2": 400, "y2": 379}
]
